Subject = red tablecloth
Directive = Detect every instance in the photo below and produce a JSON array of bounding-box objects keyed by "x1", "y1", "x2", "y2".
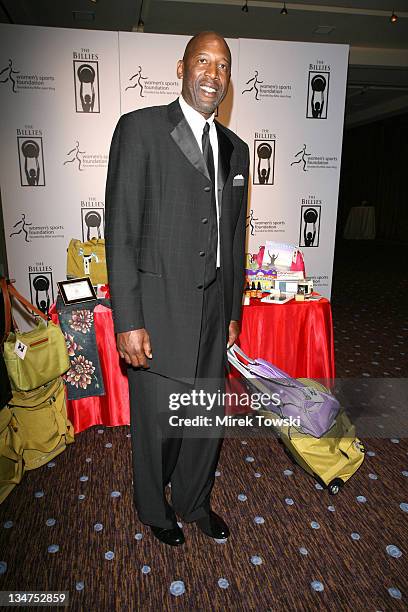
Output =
[
  {"x1": 50, "y1": 303, "x2": 130, "y2": 433},
  {"x1": 237, "y1": 296, "x2": 336, "y2": 383},
  {"x1": 50, "y1": 294, "x2": 335, "y2": 431}
]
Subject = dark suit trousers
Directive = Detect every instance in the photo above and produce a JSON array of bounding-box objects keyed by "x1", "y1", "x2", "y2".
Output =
[{"x1": 128, "y1": 271, "x2": 226, "y2": 529}]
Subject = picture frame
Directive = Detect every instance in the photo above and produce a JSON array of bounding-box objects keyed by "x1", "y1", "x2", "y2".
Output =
[{"x1": 57, "y1": 277, "x2": 97, "y2": 306}]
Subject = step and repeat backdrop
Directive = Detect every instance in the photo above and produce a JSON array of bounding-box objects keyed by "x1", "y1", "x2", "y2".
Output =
[{"x1": 0, "y1": 24, "x2": 348, "y2": 314}]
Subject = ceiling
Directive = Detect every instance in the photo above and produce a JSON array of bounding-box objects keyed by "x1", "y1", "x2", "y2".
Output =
[{"x1": 1, "y1": 0, "x2": 408, "y2": 127}]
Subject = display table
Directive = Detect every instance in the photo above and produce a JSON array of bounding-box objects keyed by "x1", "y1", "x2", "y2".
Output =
[
  {"x1": 50, "y1": 302, "x2": 130, "y2": 433},
  {"x1": 236, "y1": 296, "x2": 336, "y2": 383},
  {"x1": 343, "y1": 206, "x2": 376, "y2": 239},
  {"x1": 50, "y1": 293, "x2": 335, "y2": 431}
]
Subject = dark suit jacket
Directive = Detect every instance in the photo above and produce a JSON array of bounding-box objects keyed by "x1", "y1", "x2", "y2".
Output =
[{"x1": 105, "y1": 99, "x2": 249, "y2": 381}]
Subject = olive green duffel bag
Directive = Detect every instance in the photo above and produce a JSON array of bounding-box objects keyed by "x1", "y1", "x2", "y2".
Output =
[
  {"x1": 0, "y1": 406, "x2": 24, "y2": 504},
  {"x1": 7, "y1": 377, "x2": 75, "y2": 471}
]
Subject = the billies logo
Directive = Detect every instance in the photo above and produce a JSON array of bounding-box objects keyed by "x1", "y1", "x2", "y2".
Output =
[
  {"x1": 17, "y1": 127, "x2": 45, "y2": 186},
  {"x1": 306, "y1": 61, "x2": 330, "y2": 119},
  {"x1": 253, "y1": 131, "x2": 276, "y2": 185},
  {"x1": 81, "y1": 199, "x2": 105, "y2": 241},
  {"x1": 299, "y1": 200, "x2": 321, "y2": 247},
  {"x1": 73, "y1": 49, "x2": 100, "y2": 113},
  {"x1": 28, "y1": 265, "x2": 54, "y2": 315}
]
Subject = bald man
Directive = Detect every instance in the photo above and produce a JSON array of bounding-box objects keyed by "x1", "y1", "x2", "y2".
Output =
[{"x1": 106, "y1": 32, "x2": 249, "y2": 546}]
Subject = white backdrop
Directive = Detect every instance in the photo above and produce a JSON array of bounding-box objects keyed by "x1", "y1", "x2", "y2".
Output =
[
  {"x1": 236, "y1": 38, "x2": 349, "y2": 295},
  {"x1": 0, "y1": 24, "x2": 120, "y2": 314},
  {"x1": 0, "y1": 24, "x2": 348, "y2": 312}
]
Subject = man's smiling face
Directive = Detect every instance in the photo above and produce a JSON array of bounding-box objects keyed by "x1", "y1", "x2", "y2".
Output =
[{"x1": 177, "y1": 33, "x2": 231, "y2": 119}]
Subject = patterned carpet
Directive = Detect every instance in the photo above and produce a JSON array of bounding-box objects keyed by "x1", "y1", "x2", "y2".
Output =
[
  {"x1": 0, "y1": 239, "x2": 407, "y2": 611},
  {"x1": 331, "y1": 240, "x2": 408, "y2": 380}
]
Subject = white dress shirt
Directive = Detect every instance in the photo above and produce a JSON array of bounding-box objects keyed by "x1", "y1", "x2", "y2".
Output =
[{"x1": 179, "y1": 95, "x2": 220, "y2": 267}]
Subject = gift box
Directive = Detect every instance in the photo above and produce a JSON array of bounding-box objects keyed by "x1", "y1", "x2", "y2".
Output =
[
  {"x1": 274, "y1": 279, "x2": 299, "y2": 294},
  {"x1": 245, "y1": 268, "x2": 277, "y2": 292},
  {"x1": 297, "y1": 278, "x2": 314, "y2": 296}
]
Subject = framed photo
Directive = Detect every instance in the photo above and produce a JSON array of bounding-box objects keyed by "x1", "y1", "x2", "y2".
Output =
[{"x1": 57, "y1": 277, "x2": 97, "y2": 305}]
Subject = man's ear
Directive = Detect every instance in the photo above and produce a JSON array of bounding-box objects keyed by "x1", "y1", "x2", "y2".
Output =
[{"x1": 176, "y1": 59, "x2": 184, "y2": 80}]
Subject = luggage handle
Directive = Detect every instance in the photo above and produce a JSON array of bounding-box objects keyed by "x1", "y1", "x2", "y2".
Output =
[
  {"x1": 229, "y1": 347, "x2": 318, "y2": 387},
  {"x1": 228, "y1": 344, "x2": 256, "y2": 365},
  {"x1": 229, "y1": 345, "x2": 296, "y2": 386},
  {"x1": 227, "y1": 345, "x2": 257, "y2": 379},
  {"x1": 228, "y1": 345, "x2": 315, "y2": 393}
]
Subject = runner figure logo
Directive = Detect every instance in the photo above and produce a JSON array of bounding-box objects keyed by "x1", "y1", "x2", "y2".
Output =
[
  {"x1": 17, "y1": 137, "x2": 46, "y2": 186},
  {"x1": 10, "y1": 213, "x2": 32, "y2": 242},
  {"x1": 73, "y1": 61, "x2": 100, "y2": 113},
  {"x1": 0, "y1": 59, "x2": 19, "y2": 93},
  {"x1": 126, "y1": 66, "x2": 148, "y2": 96},
  {"x1": 63, "y1": 141, "x2": 85, "y2": 171},
  {"x1": 246, "y1": 210, "x2": 258, "y2": 236},
  {"x1": 291, "y1": 144, "x2": 311, "y2": 172},
  {"x1": 242, "y1": 70, "x2": 263, "y2": 101}
]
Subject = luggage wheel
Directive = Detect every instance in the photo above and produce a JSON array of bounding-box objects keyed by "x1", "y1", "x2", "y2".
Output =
[{"x1": 328, "y1": 478, "x2": 344, "y2": 495}]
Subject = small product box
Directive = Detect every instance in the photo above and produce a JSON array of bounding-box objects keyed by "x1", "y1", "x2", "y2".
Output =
[
  {"x1": 274, "y1": 280, "x2": 299, "y2": 294},
  {"x1": 297, "y1": 278, "x2": 314, "y2": 296}
]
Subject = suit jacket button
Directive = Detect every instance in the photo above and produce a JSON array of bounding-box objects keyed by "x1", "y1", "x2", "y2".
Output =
[
  {"x1": 197, "y1": 284, "x2": 204, "y2": 289},
  {"x1": 204, "y1": 186, "x2": 211, "y2": 192},
  {"x1": 199, "y1": 251, "x2": 205, "y2": 257},
  {"x1": 201, "y1": 217, "x2": 208, "y2": 224}
]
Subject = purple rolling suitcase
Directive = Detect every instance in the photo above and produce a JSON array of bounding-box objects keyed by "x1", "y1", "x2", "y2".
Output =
[{"x1": 227, "y1": 345, "x2": 339, "y2": 438}]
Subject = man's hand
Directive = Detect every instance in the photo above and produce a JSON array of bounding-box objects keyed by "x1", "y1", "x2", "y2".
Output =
[
  {"x1": 117, "y1": 329, "x2": 152, "y2": 368},
  {"x1": 227, "y1": 320, "x2": 240, "y2": 349}
]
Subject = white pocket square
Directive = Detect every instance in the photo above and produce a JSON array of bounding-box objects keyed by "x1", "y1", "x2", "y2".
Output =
[{"x1": 233, "y1": 174, "x2": 244, "y2": 186}]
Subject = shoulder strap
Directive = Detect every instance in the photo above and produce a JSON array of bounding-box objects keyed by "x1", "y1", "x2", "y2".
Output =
[
  {"x1": 7, "y1": 283, "x2": 48, "y2": 320},
  {"x1": 0, "y1": 278, "x2": 48, "y2": 345},
  {"x1": 0, "y1": 277, "x2": 12, "y2": 342}
]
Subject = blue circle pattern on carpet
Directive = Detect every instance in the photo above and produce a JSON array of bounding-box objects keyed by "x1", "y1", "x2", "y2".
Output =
[{"x1": 1, "y1": 427, "x2": 407, "y2": 608}]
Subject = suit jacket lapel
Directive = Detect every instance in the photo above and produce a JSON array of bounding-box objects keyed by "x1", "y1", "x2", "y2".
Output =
[
  {"x1": 215, "y1": 122, "x2": 233, "y2": 212},
  {"x1": 168, "y1": 99, "x2": 209, "y2": 181}
]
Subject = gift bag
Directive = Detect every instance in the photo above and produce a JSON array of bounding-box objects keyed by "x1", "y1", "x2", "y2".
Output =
[
  {"x1": 0, "y1": 351, "x2": 12, "y2": 411},
  {"x1": 0, "y1": 405, "x2": 24, "y2": 504},
  {"x1": 7, "y1": 377, "x2": 74, "y2": 471},
  {"x1": 264, "y1": 241, "x2": 305, "y2": 275},
  {"x1": 67, "y1": 238, "x2": 107, "y2": 285},
  {"x1": 1, "y1": 278, "x2": 70, "y2": 391},
  {"x1": 291, "y1": 249, "x2": 306, "y2": 273}
]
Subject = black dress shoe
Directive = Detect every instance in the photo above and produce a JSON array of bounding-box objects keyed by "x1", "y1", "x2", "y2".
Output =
[
  {"x1": 150, "y1": 525, "x2": 185, "y2": 546},
  {"x1": 195, "y1": 511, "x2": 230, "y2": 539}
]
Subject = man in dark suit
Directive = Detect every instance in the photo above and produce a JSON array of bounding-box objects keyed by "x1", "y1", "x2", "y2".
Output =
[{"x1": 105, "y1": 31, "x2": 249, "y2": 546}]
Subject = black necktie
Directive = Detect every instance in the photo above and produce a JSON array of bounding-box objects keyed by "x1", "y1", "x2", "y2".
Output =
[
  {"x1": 202, "y1": 122, "x2": 215, "y2": 185},
  {"x1": 202, "y1": 122, "x2": 217, "y2": 287}
]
